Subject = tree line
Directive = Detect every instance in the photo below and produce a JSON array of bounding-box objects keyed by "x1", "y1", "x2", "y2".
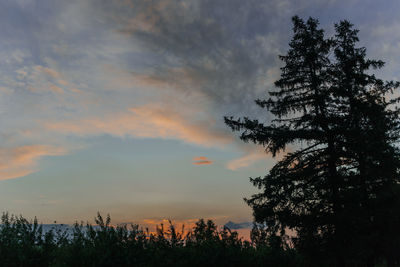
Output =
[{"x1": 0, "y1": 212, "x2": 302, "y2": 267}]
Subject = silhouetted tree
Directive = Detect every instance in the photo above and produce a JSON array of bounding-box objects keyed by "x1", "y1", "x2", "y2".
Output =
[
  {"x1": 331, "y1": 20, "x2": 400, "y2": 266},
  {"x1": 225, "y1": 16, "x2": 400, "y2": 266}
]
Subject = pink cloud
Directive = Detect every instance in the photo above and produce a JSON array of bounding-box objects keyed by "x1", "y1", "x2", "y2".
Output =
[
  {"x1": 226, "y1": 147, "x2": 267, "y2": 170},
  {"x1": 41, "y1": 104, "x2": 276, "y2": 171},
  {"x1": 44, "y1": 105, "x2": 233, "y2": 148},
  {"x1": 0, "y1": 145, "x2": 67, "y2": 180}
]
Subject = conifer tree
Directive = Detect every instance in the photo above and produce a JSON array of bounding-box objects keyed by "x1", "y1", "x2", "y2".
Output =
[
  {"x1": 331, "y1": 20, "x2": 400, "y2": 265},
  {"x1": 225, "y1": 17, "x2": 400, "y2": 266},
  {"x1": 226, "y1": 16, "x2": 343, "y2": 264}
]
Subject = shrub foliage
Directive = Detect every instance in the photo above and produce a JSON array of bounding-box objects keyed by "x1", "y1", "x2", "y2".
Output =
[{"x1": 0, "y1": 213, "x2": 302, "y2": 267}]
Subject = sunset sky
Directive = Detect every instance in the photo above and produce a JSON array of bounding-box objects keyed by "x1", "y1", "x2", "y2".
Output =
[{"x1": 1, "y1": 0, "x2": 400, "y2": 229}]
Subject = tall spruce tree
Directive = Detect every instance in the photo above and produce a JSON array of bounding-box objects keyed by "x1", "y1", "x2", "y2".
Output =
[
  {"x1": 331, "y1": 20, "x2": 400, "y2": 265},
  {"x1": 225, "y1": 17, "x2": 400, "y2": 266},
  {"x1": 226, "y1": 16, "x2": 343, "y2": 264}
]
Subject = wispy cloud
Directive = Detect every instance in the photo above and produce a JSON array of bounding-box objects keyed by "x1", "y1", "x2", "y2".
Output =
[
  {"x1": 34, "y1": 65, "x2": 61, "y2": 79},
  {"x1": 226, "y1": 147, "x2": 267, "y2": 170},
  {"x1": 0, "y1": 145, "x2": 66, "y2": 180},
  {"x1": 44, "y1": 105, "x2": 233, "y2": 148},
  {"x1": 1, "y1": 0, "x2": 397, "y2": 181},
  {"x1": 98, "y1": 0, "x2": 289, "y2": 117}
]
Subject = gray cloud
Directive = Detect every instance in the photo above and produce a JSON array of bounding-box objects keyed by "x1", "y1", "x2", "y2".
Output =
[
  {"x1": 2, "y1": 0, "x2": 400, "y2": 179},
  {"x1": 99, "y1": 0, "x2": 400, "y2": 116},
  {"x1": 96, "y1": 0, "x2": 295, "y2": 120}
]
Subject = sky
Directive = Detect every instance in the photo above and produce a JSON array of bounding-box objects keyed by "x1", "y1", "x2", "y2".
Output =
[{"x1": 1, "y1": 0, "x2": 400, "y2": 230}]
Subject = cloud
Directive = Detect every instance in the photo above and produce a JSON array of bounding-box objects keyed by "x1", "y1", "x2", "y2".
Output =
[
  {"x1": 99, "y1": 0, "x2": 288, "y2": 117},
  {"x1": 4, "y1": 0, "x2": 395, "y2": 181},
  {"x1": 44, "y1": 105, "x2": 233, "y2": 148},
  {"x1": 192, "y1": 156, "x2": 213, "y2": 165},
  {"x1": 226, "y1": 147, "x2": 267, "y2": 170},
  {"x1": 11, "y1": 64, "x2": 71, "y2": 95},
  {"x1": 224, "y1": 221, "x2": 252, "y2": 230},
  {"x1": 34, "y1": 65, "x2": 61, "y2": 79},
  {"x1": 49, "y1": 84, "x2": 64, "y2": 94},
  {"x1": 0, "y1": 145, "x2": 66, "y2": 180},
  {"x1": 193, "y1": 161, "x2": 212, "y2": 165}
]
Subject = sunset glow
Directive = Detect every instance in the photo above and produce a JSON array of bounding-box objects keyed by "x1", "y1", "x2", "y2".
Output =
[{"x1": 1, "y1": 0, "x2": 400, "y2": 235}]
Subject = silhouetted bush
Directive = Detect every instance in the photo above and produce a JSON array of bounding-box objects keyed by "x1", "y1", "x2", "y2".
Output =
[{"x1": 0, "y1": 213, "x2": 303, "y2": 267}]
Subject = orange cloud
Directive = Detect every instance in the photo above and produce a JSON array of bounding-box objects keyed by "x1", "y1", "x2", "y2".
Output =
[
  {"x1": 226, "y1": 147, "x2": 267, "y2": 170},
  {"x1": 41, "y1": 104, "x2": 276, "y2": 170},
  {"x1": 44, "y1": 105, "x2": 233, "y2": 148},
  {"x1": 192, "y1": 156, "x2": 213, "y2": 165},
  {"x1": 0, "y1": 145, "x2": 66, "y2": 180},
  {"x1": 193, "y1": 160, "x2": 212, "y2": 165}
]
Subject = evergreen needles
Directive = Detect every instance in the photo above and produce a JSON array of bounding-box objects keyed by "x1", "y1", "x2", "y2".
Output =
[{"x1": 225, "y1": 16, "x2": 400, "y2": 266}]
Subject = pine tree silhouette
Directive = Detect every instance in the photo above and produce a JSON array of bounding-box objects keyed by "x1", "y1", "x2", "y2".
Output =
[{"x1": 225, "y1": 16, "x2": 400, "y2": 266}]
